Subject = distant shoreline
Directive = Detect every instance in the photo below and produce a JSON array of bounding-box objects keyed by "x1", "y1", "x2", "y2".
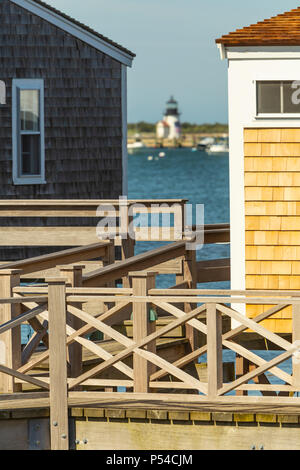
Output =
[
  {"x1": 128, "y1": 122, "x2": 228, "y2": 136},
  {"x1": 128, "y1": 132, "x2": 228, "y2": 148}
]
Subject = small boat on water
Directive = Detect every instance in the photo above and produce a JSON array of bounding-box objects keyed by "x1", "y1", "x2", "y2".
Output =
[
  {"x1": 196, "y1": 137, "x2": 215, "y2": 152},
  {"x1": 197, "y1": 143, "x2": 208, "y2": 152},
  {"x1": 206, "y1": 137, "x2": 229, "y2": 154},
  {"x1": 127, "y1": 134, "x2": 147, "y2": 154},
  {"x1": 206, "y1": 143, "x2": 229, "y2": 154}
]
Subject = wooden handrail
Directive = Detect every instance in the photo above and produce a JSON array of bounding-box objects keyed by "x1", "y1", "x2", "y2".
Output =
[
  {"x1": 0, "y1": 199, "x2": 188, "y2": 217},
  {"x1": 203, "y1": 228, "x2": 230, "y2": 244},
  {"x1": 13, "y1": 287, "x2": 133, "y2": 295},
  {"x1": 0, "y1": 199, "x2": 189, "y2": 206},
  {"x1": 0, "y1": 241, "x2": 111, "y2": 275},
  {"x1": 187, "y1": 223, "x2": 230, "y2": 230},
  {"x1": 12, "y1": 286, "x2": 300, "y2": 299},
  {"x1": 149, "y1": 288, "x2": 300, "y2": 296},
  {"x1": 197, "y1": 258, "x2": 230, "y2": 283},
  {"x1": 82, "y1": 240, "x2": 187, "y2": 287},
  {"x1": 185, "y1": 225, "x2": 230, "y2": 242},
  {"x1": 64, "y1": 295, "x2": 300, "y2": 305}
]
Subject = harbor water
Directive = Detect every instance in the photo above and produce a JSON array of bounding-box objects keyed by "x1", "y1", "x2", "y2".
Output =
[{"x1": 128, "y1": 147, "x2": 230, "y2": 290}]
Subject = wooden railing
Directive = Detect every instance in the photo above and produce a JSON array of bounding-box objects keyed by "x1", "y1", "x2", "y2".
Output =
[
  {"x1": 81, "y1": 225, "x2": 230, "y2": 288},
  {"x1": 0, "y1": 199, "x2": 188, "y2": 253},
  {"x1": 0, "y1": 225, "x2": 230, "y2": 285},
  {"x1": 1, "y1": 270, "x2": 300, "y2": 448}
]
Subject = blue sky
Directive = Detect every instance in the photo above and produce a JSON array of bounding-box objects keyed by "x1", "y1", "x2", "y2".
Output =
[{"x1": 46, "y1": 0, "x2": 300, "y2": 123}]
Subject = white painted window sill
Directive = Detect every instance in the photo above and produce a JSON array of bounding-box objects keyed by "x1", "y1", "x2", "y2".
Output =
[
  {"x1": 255, "y1": 114, "x2": 300, "y2": 119},
  {"x1": 13, "y1": 178, "x2": 47, "y2": 186}
]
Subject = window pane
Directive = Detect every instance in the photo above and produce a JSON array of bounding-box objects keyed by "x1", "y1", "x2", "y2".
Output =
[
  {"x1": 283, "y1": 81, "x2": 300, "y2": 113},
  {"x1": 20, "y1": 90, "x2": 40, "y2": 131},
  {"x1": 21, "y1": 134, "x2": 41, "y2": 175},
  {"x1": 257, "y1": 81, "x2": 281, "y2": 114}
]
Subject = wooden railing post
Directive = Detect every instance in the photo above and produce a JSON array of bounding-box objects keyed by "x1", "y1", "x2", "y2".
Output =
[
  {"x1": 121, "y1": 215, "x2": 135, "y2": 288},
  {"x1": 120, "y1": 200, "x2": 135, "y2": 258},
  {"x1": 174, "y1": 202, "x2": 185, "y2": 241},
  {"x1": 207, "y1": 303, "x2": 223, "y2": 398},
  {"x1": 103, "y1": 242, "x2": 115, "y2": 268},
  {"x1": 59, "y1": 265, "x2": 84, "y2": 380},
  {"x1": 183, "y1": 249, "x2": 199, "y2": 352},
  {"x1": 103, "y1": 243, "x2": 117, "y2": 290},
  {"x1": 0, "y1": 269, "x2": 22, "y2": 393},
  {"x1": 121, "y1": 233, "x2": 135, "y2": 261},
  {"x1": 292, "y1": 302, "x2": 300, "y2": 389},
  {"x1": 47, "y1": 277, "x2": 69, "y2": 451},
  {"x1": 130, "y1": 271, "x2": 156, "y2": 393}
]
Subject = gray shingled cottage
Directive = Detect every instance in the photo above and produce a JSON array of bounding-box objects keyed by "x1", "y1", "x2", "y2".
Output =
[
  {"x1": 0, "y1": 0, "x2": 135, "y2": 199},
  {"x1": 0, "y1": 0, "x2": 135, "y2": 260}
]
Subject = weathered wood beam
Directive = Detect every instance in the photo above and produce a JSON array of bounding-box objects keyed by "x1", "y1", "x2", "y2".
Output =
[
  {"x1": 47, "y1": 278, "x2": 69, "y2": 451},
  {"x1": 197, "y1": 258, "x2": 230, "y2": 283},
  {"x1": 0, "y1": 304, "x2": 47, "y2": 335},
  {"x1": 21, "y1": 320, "x2": 48, "y2": 365},
  {"x1": 83, "y1": 241, "x2": 187, "y2": 287},
  {"x1": 0, "y1": 241, "x2": 111, "y2": 274}
]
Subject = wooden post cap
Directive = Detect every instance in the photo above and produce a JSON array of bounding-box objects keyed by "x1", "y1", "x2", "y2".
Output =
[
  {"x1": 58, "y1": 264, "x2": 85, "y2": 271},
  {"x1": 45, "y1": 277, "x2": 68, "y2": 284},
  {"x1": 0, "y1": 269, "x2": 23, "y2": 275}
]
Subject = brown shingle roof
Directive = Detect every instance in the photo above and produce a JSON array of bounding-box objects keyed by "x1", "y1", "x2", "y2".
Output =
[
  {"x1": 216, "y1": 7, "x2": 300, "y2": 47},
  {"x1": 29, "y1": 0, "x2": 135, "y2": 57}
]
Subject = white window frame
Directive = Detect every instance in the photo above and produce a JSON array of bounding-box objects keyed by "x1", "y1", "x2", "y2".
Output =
[
  {"x1": 12, "y1": 79, "x2": 46, "y2": 185},
  {"x1": 254, "y1": 79, "x2": 300, "y2": 120}
]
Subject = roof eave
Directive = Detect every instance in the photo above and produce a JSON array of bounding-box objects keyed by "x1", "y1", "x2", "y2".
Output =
[
  {"x1": 216, "y1": 43, "x2": 300, "y2": 61},
  {"x1": 11, "y1": 0, "x2": 135, "y2": 67},
  {"x1": 217, "y1": 40, "x2": 300, "y2": 47}
]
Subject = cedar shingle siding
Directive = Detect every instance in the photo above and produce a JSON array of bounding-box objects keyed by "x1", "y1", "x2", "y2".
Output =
[{"x1": 0, "y1": 0, "x2": 123, "y2": 199}]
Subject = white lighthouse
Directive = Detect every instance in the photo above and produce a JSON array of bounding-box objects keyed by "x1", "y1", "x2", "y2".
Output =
[{"x1": 156, "y1": 96, "x2": 181, "y2": 140}]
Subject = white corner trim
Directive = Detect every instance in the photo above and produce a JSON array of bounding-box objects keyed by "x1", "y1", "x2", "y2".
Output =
[
  {"x1": 10, "y1": 0, "x2": 134, "y2": 67},
  {"x1": 217, "y1": 43, "x2": 227, "y2": 60},
  {"x1": 121, "y1": 64, "x2": 128, "y2": 196}
]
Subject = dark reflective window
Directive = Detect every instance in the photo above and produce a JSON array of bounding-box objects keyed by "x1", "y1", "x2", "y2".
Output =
[
  {"x1": 257, "y1": 81, "x2": 281, "y2": 114},
  {"x1": 257, "y1": 81, "x2": 300, "y2": 114},
  {"x1": 21, "y1": 135, "x2": 41, "y2": 175}
]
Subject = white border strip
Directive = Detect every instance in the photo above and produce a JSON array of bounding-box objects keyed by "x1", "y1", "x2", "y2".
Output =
[{"x1": 11, "y1": 0, "x2": 134, "y2": 67}]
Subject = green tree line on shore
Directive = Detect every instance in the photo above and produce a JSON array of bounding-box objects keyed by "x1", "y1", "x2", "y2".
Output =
[{"x1": 128, "y1": 122, "x2": 228, "y2": 134}]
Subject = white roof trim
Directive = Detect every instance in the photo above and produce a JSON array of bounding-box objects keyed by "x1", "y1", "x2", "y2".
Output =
[
  {"x1": 225, "y1": 46, "x2": 300, "y2": 60},
  {"x1": 11, "y1": 0, "x2": 134, "y2": 67},
  {"x1": 217, "y1": 44, "x2": 226, "y2": 60}
]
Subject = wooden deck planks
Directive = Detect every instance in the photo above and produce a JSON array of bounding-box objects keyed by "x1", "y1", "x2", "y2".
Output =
[{"x1": 3, "y1": 392, "x2": 300, "y2": 415}]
